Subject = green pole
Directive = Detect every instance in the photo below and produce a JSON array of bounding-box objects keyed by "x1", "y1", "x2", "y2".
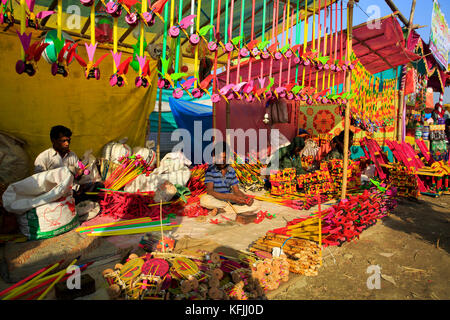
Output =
[
  {"x1": 224, "y1": 0, "x2": 229, "y2": 43},
  {"x1": 210, "y1": 0, "x2": 215, "y2": 41},
  {"x1": 262, "y1": 0, "x2": 267, "y2": 42},
  {"x1": 162, "y1": 1, "x2": 169, "y2": 64},
  {"x1": 175, "y1": 0, "x2": 183, "y2": 74},
  {"x1": 294, "y1": 0, "x2": 301, "y2": 83},
  {"x1": 240, "y1": 0, "x2": 245, "y2": 47}
]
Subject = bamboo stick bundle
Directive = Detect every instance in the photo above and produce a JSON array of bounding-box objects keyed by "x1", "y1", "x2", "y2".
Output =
[{"x1": 104, "y1": 154, "x2": 153, "y2": 190}]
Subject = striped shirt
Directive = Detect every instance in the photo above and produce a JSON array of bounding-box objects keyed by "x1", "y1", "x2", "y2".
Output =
[{"x1": 204, "y1": 165, "x2": 239, "y2": 194}]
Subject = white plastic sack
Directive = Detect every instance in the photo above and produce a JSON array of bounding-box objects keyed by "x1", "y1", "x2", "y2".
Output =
[
  {"x1": 124, "y1": 167, "x2": 191, "y2": 193},
  {"x1": 2, "y1": 167, "x2": 78, "y2": 240},
  {"x1": 101, "y1": 137, "x2": 132, "y2": 164},
  {"x1": 132, "y1": 140, "x2": 156, "y2": 168},
  {"x1": 153, "y1": 151, "x2": 192, "y2": 174},
  {"x1": 124, "y1": 152, "x2": 191, "y2": 193}
]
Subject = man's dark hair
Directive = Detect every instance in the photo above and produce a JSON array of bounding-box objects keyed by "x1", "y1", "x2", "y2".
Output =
[
  {"x1": 50, "y1": 125, "x2": 72, "y2": 141},
  {"x1": 211, "y1": 141, "x2": 230, "y2": 156},
  {"x1": 336, "y1": 130, "x2": 354, "y2": 143}
]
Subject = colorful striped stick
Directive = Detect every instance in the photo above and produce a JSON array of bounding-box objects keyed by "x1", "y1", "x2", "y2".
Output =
[
  {"x1": 321, "y1": 0, "x2": 327, "y2": 91},
  {"x1": 248, "y1": 0, "x2": 255, "y2": 82},
  {"x1": 37, "y1": 257, "x2": 78, "y2": 300},
  {"x1": 235, "y1": 0, "x2": 245, "y2": 84},
  {"x1": 314, "y1": 0, "x2": 321, "y2": 92},
  {"x1": 332, "y1": 0, "x2": 338, "y2": 93},
  {"x1": 269, "y1": 0, "x2": 278, "y2": 81},
  {"x1": 327, "y1": 0, "x2": 333, "y2": 89},
  {"x1": 0, "y1": 264, "x2": 53, "y2": 298},
  {"x1": 87, "y1": 224, "x2": 180, "y2": 237},
  {"x1": 194, "y1": 0, "x2": 201, "y2": 88},
  {"x1": 287, "y1": 6, "x2": 294, "y2": 84},
  {"x1": 277, "y1": 3, "x2": 286, "y2": 92},
  {"x1": 174, "y1": 0, "x2": 182, "y2": 75},
  {"x1": 294, "y1": 0, "x2": 301, "y2": 83},
  {"x1": 2, "y1": 260, "x2": 63, "y2": 300},
  {"x1": 301, "y1": 0, "x2": 308, "y2": 87},
  {"x1": 225, "y1": 0, "x2": 234, "y2": 86},
  {"x1": 76, "y1": 217, "x2": 153, "y2": 232},
  {"x1": 16, "y1": 263, "x2": 92, "y2": 300},
  {"x1": 259, "y1": 0, "x2": 267, "y2": 79}
]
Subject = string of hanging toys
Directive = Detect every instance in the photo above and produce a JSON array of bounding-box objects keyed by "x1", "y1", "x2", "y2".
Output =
[{"x1": 7, "y1": 0, "x2": 360, "y2": 105}]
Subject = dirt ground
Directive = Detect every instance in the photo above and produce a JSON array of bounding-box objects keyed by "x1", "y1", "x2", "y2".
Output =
[{"x1": 268, "y1": 194, "x2": 450, "y2": 300}]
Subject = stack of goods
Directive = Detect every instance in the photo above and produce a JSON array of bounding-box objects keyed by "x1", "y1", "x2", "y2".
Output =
[
  {"x1": 429, "y1": 124, "x2": 448, "y2": 161},
  {"x1": 98, "y1": 190, "x2": 184, "y2": 220},
  {"x1": 270, "y1": 189, "x2": 392, "y2": 247},
  {"x1": 416, "y1": 161, "x2": 450, "y2": 195},
  {"x1": 296, "y1": 163, "x2": 335, "y2": 197},
  {"x1": 186, "y1": 164, "x2": 208, "y2": 198},
  {"x1": 326, "y1": 159, "x2": 361, "y2": 193},
  {"x1": 387, "y1": 163, "x2": 420, "y2": 198},
  {"x1": 102, "y1": 251, "x2": 269, "y2": 300},
  {"x1": 269, "y1": 168, "x2": 296, "y2": 196},
  {"x1": 76, "y1": 216, "x2": 180, "y2": 237},
  {"x1": 103, "y1": 154, "x2": 154, "y2": 190},
  {"x1": 249, "y1": 255, "x2": 290, "y2": 291},
  {"x1": 249, "y1": 234, "x2": 321, "y2": 276},
  {"x1": 232, "y1": 161, "x2": 265, "y2": 192}
]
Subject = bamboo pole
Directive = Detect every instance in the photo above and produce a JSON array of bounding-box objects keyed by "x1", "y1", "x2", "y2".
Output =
[
  {"x1": 20, "y1": 0, "x2": 25, "y2": 60},
  {"x1": 90, "y1": 2, "x2": 95, "y2": 45},
  {"x1": 340, "y1": 0, "x2": 354, "y2": 200},
  {"x1": 57, "y1": 0, "x2": 62, "y2": 40}
]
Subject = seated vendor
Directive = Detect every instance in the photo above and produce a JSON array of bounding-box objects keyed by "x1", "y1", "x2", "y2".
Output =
[
  {"x1": 200, "y1": 142, "x2": 260, "y2": 220},
  {"x1": 269, "y1": 136, "x2": 307, "y2": 174},
  {"x1": 323, "y1": 130, "x2": 354, "y2": 161},
  {"x1": 34, "y1": 125, "x2": 103, "y2": 204}
]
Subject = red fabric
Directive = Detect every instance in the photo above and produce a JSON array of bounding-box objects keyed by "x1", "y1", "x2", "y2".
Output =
[
  {"x1": 214, "y1": 98, "x2": 297, "y2": 157},
  {"x1": 404, "y1": 69, "x2": 416, "y2": 96}
]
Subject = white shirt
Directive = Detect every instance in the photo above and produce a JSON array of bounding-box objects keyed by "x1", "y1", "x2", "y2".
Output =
[{"x1": 34, "y1": 148, "x2": 79, "y2": 175}]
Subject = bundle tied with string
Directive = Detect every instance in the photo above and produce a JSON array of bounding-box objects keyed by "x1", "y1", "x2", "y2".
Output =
[{"x1": 103, "y1": 154, "x2": 154, "y2": 190}]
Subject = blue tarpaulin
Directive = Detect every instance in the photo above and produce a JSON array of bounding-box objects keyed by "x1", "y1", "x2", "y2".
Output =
[{"x1": 168, "y1": 97, "x2": 212, "y2": 163}]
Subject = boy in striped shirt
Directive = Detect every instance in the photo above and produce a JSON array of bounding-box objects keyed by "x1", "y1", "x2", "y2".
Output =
[{"x1": 200, "y1": 142, "x2": 260, "y2": 220}]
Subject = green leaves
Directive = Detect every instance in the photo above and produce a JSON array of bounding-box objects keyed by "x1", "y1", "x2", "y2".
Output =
[
  {"x1": 170, "y1": 72, "x2": 188, "y2": 82},
  {"x1": 257, "y1": 40, "x2": 270, "y2": 50},
  {"x1": 231, "y1": 35, "x2": 243, "y2": 46},
  {"x1": 199, "y1": 25, "x2": 214, "y2": 37},
  {"x1": 265, "y1": 77, "x2": 274, "y2": 91}
]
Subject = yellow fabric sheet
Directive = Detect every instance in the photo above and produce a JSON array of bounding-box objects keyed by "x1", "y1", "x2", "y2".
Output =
[{"x1": 0, "y1": 32, "x2": 158, "y2": 174}]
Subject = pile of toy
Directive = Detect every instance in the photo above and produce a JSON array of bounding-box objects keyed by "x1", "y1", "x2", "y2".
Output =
[
  {"x1": 296, "y1": 163, "x2": 335, "y2": 197},
  {"x1": 185, "y1": 164, "x2": 208, "y2": 198},
  {"x1": 102, "y1": 249, "x2": 282, "y2": 300},
  {"x1": 232, "y1": 161, "x2": 266, "y2": 192},
  {"x1": 269, "y1": 168, "x2": 297, "y2": 196},
  {"x1": 270, "y1": 188, "x2": 393, "y2": 248},
  {"x1": 387, "y1": 163, "x2": 420, "y2": 198},
  {"x1": 249, "y1": 234, "x2": 321, "y2": 277},
  {"x1": 326, "y1": 159, "x2": 361, "y2": 192}
]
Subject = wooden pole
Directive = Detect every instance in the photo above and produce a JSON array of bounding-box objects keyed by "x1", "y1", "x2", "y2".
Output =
[
  {"x1": 406, "y1": 0, "x2": 417, "y2": 41},
  {"x1": 340, "y1": 0, "x2": 354, "y2": 200}
]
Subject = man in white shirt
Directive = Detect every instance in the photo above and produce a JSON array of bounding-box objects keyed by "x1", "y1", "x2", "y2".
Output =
[
  {"x1": 34, "y1": 125, "x2": 81, "y2": 175},
  {"x1": 34, "y1": 125, "x2": 103, "y2": 203}
]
